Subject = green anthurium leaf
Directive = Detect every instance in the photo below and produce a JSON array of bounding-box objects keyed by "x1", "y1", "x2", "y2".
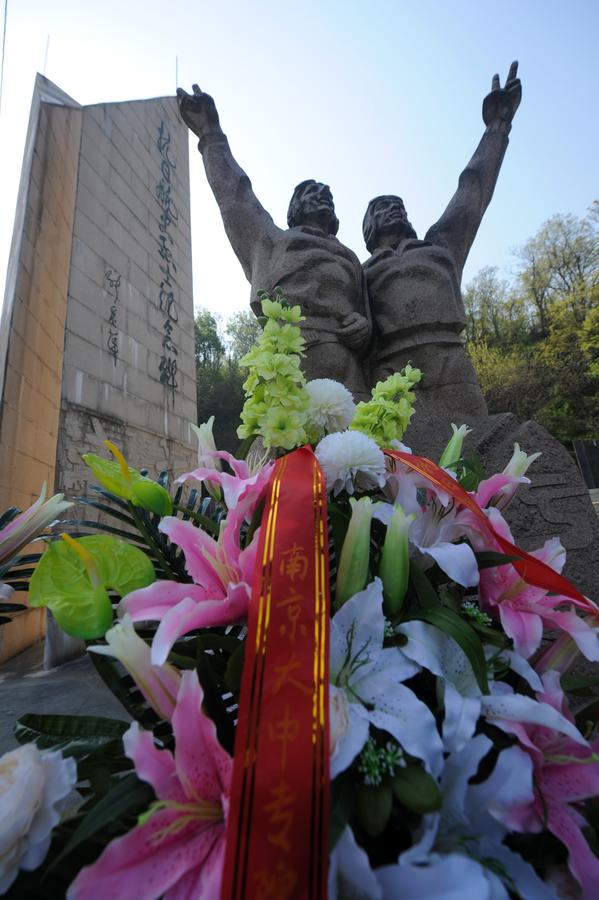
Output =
[
  {"x1": 29, "y1": 535, "x2": 155, "y2": 639},
  {"x1": 82, "y1": 453, "x2": 137, "y2": 500},
  {"x1": 28, "y1": 541, "x2": 112, "y2": 638},
  {"x1": 82, "y1": 453, "x2": 172, "y2": 516},
  {"x1": 356, "y1": 782, "x2": 393, "y2": 837},
  {"x1": 392, "y1": 765, "x2": 442, "y2": 813},
  {"x1": 411, "y1": 605, "x2": 490, "y2": 694},
  {"x1": 82, "y1": 535, "x2": 155, "y2": 597},
  {"x1": 130, "y1": 480, "x2": 173, "y2": 516}
]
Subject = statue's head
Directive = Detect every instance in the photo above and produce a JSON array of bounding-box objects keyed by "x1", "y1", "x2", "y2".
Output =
[
  {"x1": 287, "y1": 180, "x2": 339, "y2": 236},
  {"x1": 362, "y1": 195, "x2": 416, "y2": 253}
]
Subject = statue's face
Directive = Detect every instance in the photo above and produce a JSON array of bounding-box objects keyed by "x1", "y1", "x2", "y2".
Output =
[
  {"x1": 297, "y1": 182, "x2": 335, "y2": 222},
  {"x1": 371, "y1": 197, "x2": 409, "y2": 236}
]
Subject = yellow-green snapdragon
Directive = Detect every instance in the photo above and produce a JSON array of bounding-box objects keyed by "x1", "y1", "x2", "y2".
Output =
[
  {"x1": 351, "y1": 366, "x2": 422, "y2": 447},
  {"x1": 238, "y1": 289, "x2": 308, "y2": 450}
]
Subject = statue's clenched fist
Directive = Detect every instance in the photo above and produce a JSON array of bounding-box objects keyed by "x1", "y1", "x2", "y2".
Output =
[{"x1": 176, "y1": 84, "x2": 222, "y2": 141}]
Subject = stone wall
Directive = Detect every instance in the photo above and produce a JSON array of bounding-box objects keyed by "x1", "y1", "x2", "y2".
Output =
[
  {"x1": 0, "y1": 79, "x2": 197, "y2": 663},
  {"x1": 55, "y1": 95, "x2": 197, "y2": 507},
  {"x1": 0, "y1": 87, "x2": 81, "y2": 511},
  {"x1": 0, "y1": 79, "x2": 82, "y2": 661}
]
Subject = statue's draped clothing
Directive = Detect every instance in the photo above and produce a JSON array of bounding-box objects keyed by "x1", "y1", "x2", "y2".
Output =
[{"x1": 364, "y1": 127, "x2": 511, "y2": 448}]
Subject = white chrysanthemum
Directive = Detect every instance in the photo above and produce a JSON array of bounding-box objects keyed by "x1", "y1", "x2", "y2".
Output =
[
  {"x1": 304, "y1": 379, "x2": 356, "y2": 440},
  {"x1": 0, "y1": 743, "x2": 77, "y2": 893},
  {"x1": 315, "y1": 431, "x2": 386, "y2": 496}
]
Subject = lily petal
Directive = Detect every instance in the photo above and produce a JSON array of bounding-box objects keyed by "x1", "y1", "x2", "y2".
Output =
[{"x1": 151, "y1": 586, "x2": 250, "y2": 666}]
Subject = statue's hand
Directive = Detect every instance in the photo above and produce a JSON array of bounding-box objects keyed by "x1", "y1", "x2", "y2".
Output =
[
  {"x1": 482, "y1": 61, "x2": 522, "y2": 129},
  {"x1": 338, "y1": 312, "x2": 371, "y2": 350},
  {"x1": 176, "y1": 84, "x2": 222, "y2": 140}
]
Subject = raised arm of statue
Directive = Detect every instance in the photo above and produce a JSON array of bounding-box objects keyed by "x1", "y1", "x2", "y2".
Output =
[
  {"x1": 177, "y1": 85, "x2": 280, "y2": 280},
  {"x1": 425, "y1": 62, "x2": 522, "y2": 277}
]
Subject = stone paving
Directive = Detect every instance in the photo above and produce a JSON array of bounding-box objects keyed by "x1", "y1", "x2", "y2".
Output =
[{"x1": 0, "y1": 643, "x2": 128, "y2": 755}]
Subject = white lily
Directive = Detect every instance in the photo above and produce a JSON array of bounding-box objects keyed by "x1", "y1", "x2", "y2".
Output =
[
  {"x1": 397, "y1": 621, "x2": 588, "y2": 754},
  {"x1": 88, "y1": 615, "x2": 181, "y2": 721},
  {"x1": 329, "y1": 827, "x2": 382, "y2": 900},
  {"x1": 190, "y1": 416, "x2": 220, "y2": 470},
  {"x1": 376, "y1": 734, "x2": 557, "y2": 899},
  {"x1": 375, "y1": 497, "x2": 480, "y2": 589},
  {"x1": 330, "y1": 579, "x2": 443, "y2": 778}
]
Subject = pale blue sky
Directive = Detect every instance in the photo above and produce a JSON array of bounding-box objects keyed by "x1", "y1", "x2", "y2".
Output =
[{"x1": 1, "y1": 0, "x2": 598, "y2": 319}]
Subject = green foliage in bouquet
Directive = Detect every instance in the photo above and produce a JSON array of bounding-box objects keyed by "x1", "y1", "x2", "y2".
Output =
[
  {"x1": 82, "y1": 441, "x2": 172, "y2": 516},
  {"x1": 29, "y1": 534, "x2": 155, "y2": 638},
  {"x1": 351, "y1": 366, "x2": 422, "y2": 446},
  {"x1": 5, "y1": 286, "x2": 599, "y2": 899},
  {"x1": 237, "y1": 287, "x2": 308, "y2": 449}
]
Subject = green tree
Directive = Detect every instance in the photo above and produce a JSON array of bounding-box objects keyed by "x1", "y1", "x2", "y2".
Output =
[
  {"x1": 193, "y1": 309, "x2": 258, "y2": 452},
  {"x1": 225, "y1": 309, "x2": 263, "y2": 360},
  {"x1": 466, "y1": 202, "x2": 599, "y2": 442},
  {"x1": 463, "y1": 266, "x2": 528, "y2": 347},
  {"x1": 194, "y1": 309, "x2": 225, "y2": 370}
]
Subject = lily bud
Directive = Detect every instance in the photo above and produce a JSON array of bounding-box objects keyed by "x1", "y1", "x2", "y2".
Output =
[
  {"x1": 438, "y1": 424, "x2": 472, "y2": 470},
  {"x1": 336, "y1": 497, "x2": 373, "y2": 609},
  {"x1": 190, "y1": 418, "x2": 222, "y2": 502},
  {"x1": 534, "y1": 633, "x2": 581, "y2": 677},
  {"x1": 191, "y1": 417, "x2": 220, "y2": 470},
  {"x1": 503, "y1": 442, "x2": 542, "y2": 478},
  {"x1": 89, "y1": 615, "x2": 181, "y2": 721},
  {"x1": 379, "y1": 504, "x2": 413, "y2": 617},
  {"x1": 0, "y1": 484, "x2": 72, "y2": 565}
]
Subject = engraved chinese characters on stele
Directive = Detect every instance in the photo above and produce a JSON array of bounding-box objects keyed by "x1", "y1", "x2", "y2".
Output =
[
  {"x1": 155, "y1": 120, "x2": 179, "y2": 394},
  {"x1": 104, "y1": 269, "x2": 121, "y2": 364}
]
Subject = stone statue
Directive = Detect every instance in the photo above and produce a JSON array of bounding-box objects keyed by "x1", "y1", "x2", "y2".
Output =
[
  {"x1": 363, "y1": 62, "x2": 522, "y2": 453},
  {"x1": 177, "y1": 85, "x2": 371, "y2": 400}
]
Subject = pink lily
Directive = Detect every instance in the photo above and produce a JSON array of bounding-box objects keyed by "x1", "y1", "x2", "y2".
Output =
[
  {"x1": 494, "y1": 671, "x2": 599, "y2": 899},
  {"x1": 68, "y1": 670, "x2": 231, "y2": 900},
  {"x1": 475, "y1": 442, "x2": 541, "y2": 511},
  {"x1": 534, "y1": 597, "x2": 599, "y2": 675},
  {"x1": 474, "y1": 471, "x2": 530, "y2": 510},
  {"x1": 120, "y1": 502, "x2": 259, "y2": 665},
  {"x1": 473, "y1": 507, "x2": 599, "y2": 660},
  {"x1": 177, "y1": 449, "x2": 273, "y2": 511}
]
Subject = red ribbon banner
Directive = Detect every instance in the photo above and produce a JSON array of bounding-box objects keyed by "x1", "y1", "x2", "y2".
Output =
[
  {"x1": 386, "y1": 450, "x2": 591, "y2": 609},
  {"x1": 221, "y1": 447, "x2": 330, "y2": 900}
]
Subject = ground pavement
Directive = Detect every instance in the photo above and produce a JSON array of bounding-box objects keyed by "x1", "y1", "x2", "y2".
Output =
[{"x1": 0, "y1": 643, "x2": 129, "y2": 755}]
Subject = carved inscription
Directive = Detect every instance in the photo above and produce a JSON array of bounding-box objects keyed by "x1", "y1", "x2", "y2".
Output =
[
  {"x1": 104, "y1": 269, "x2": 121, "y2": 364},
  {"x1": 155, "y1": 121, "x2": 179, "y2": 394}
]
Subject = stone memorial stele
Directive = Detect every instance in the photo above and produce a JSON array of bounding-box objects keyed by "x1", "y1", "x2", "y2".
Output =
[{"x1": 178, "y1": 66, "x2": 599, "y2": 598}]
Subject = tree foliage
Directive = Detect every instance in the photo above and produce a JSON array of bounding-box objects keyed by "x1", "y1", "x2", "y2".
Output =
[
  {"x1": 194, "y1": 309, "x2": 261, "y2": 452},
  {"x1": 465, "y1": 203, "x2": 599, "y2": 442}
]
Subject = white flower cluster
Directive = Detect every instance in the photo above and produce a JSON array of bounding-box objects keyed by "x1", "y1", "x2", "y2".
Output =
[
  {"x1": 304, "y1": 379, "x2": 356, "y2": 441},
  {"x1": 0, "y1": 743, "x2": 77, "y2": 893},
  {"x1": 315, "y1": 431, "x2": 386, "y2": 496}
]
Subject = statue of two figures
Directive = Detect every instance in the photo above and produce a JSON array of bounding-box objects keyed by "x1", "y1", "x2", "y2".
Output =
[
  {"x1": 178, "y1": 64, "x2": 599, "y2": 597},
  {"x1": 177, "y1": 62, "x2": 520, "y2": 445}
]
